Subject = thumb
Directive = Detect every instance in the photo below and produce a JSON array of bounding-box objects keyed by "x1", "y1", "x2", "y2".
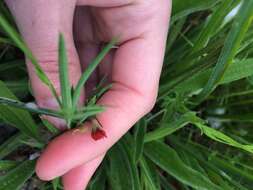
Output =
[{"x1": 6, "y1": 0, "x2": 83, "y2": 128}]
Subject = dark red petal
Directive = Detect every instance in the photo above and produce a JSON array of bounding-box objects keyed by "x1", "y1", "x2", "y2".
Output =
[{"x1": 91, "y1": 129, "x2": 107, "y2": 141}]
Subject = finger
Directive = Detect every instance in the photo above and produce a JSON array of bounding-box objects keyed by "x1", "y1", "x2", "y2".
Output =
[
  {"x1": 77, "y1": 0, "x2": 134, "y2": 7},
  {"x1": 74, "y1": 6, "x2": 115, "y2": 96},
  {"x1": 98, "y1": 49, "x2": 115, "y2": 83},
  {"x1": 36, "y1": 1, "x2": 171, "y2": 180},
  {"x1": 62, "y1": 154, "x2": 105, "y2": 190},
  {"x1": 5, "y1": 0, "x2": 83, "y2": 129},
  {"x1": 74, "y1": 7, "x2": 100, "y2": 97}
]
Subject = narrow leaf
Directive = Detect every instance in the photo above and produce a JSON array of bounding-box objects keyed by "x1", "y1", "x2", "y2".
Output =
[
  {"x1": 0, "y1": 97, "x2": 63, "y2": 118},
  {"x1": 0, "y1": 133, "x2": 28, "y2": 160},
  {"x1": 195, "y1": 0, "x2": 253, "y2": 103},
  {"x1": 0, "y1": 160, "x2": 35, "y2": 190},
  {"x1": 140, "y1": 157, "x2": 161, "y2": 190},
  {"x1": 134, "y1": 119, "x2": 147, "y2": 163},
  {"x1": 195, "y1": 122, "x2": 253, "y2": 154},
  {"x1": 172, "y1": 0, "x2": 221, "y2": 22},
  {"x1": 0, "y1": 81, "x2": 40, "y2": 140},
  {"x1": 58, "y1": 34, "x2": 72, "y2": 113},
  {"x1": 0, "y1": 160, "x2": 18, "y2": 171},
  {"x1": 172, "y1": 58, "x2": 253, "y2": 95},
  {"x1": 0, "y1": 13, "x2": 61, "y2": 105},
  {"x1": 73, "y1": 38, "x2": 117, "y2": 107},
  {"x1": 191, "y1": 0, "x2": 234, "y2": 53},
  {"x1": 144, "y1": 141, "x2": 222, "y2": 190},
  {"x1": 144, "y1": 112, "x2": 197, "y2": 142}
]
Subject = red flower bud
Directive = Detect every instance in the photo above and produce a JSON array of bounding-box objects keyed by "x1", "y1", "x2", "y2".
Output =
[{"x1": 91, "y1": 128, "x2": 107, "y2": 141}]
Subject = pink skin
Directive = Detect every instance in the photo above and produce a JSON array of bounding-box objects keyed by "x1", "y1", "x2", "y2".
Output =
[{"x1": 5, "y1": 0, "x2": 171, "y2": 189}]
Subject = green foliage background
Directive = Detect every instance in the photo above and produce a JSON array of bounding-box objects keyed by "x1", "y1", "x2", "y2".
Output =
[{"x1": 1, "y1": 0, "x2": 253, "y2": 189}]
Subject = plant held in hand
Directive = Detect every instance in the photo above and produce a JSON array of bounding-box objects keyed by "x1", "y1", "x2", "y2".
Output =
[{"x1": 0, "y1": 33, "x2": 117, "y2": 140}]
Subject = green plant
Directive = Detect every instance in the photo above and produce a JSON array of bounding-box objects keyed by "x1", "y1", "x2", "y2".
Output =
[
  {"x1": 0, "y1": 20, "x2": 116, "y2": 128},
  {"x1": 1, "y1": 0, "x2": 253, "y2": 189}
]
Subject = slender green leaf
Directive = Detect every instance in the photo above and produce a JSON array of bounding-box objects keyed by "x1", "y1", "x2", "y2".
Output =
[
  {"x1": 107, "y1": 141, "x2": 140, "y2": 190},
  {"x1": 160, "y1": 174, "x2": 177, "y2": 190},
  {"x1": 0, "y1": 1, "x2": 15, "y2": 25},
  {"x1": 0, "y1": 37, "x2": 13, "y2": 45},
  {"x1": 0, "y1": 13, "x2": 61, "y2": 105},
  {"x1": 0, "y1": 133, "x2": 28, "y2": 159},
  {"x1": 195, "y1": 0, "x2": 253, "y2": 103},
  {"x1": 0, "y1": 160, "x2": 18, "y2": 171},
  {"x1": 74, "y1": 106, "x2": 105, "y2": 123},
  {"x1": 172, "y1": 0, "x2": 221, "y2": 22},
  {"x1": 171, "y1": 137, "x2": 251, "y2": 189},
  {"x1": 0, "y1": 160, "x2": 36, "y2": 190},
  {"x1": 210, "y1": 155, "x2": 253, "y2": 182},
  {"x1": 195, "y1": 122, "x2": 253, "y2": 154},
  {"x1": 140, "y1": 157, "x2": 161, "y2": 190},
  {"x1": 120, "y1": 139, "x2": 141, "y2": 190},
  {"x1": 0, "y1": 96, "x2": 63, "y2": 118},
  {"x1": 88, "y1": 165, "x2": 106, "y2": 190},
  {"x1": 134, "y1": 119, "x2": 147, "y2": 163},
  {"x1": 58, "y1": 34, "x2": 72, "y2": 114},
  {"x1": 0, "y1": 81, "x2": 40, "y2": 140},
  {"x1": 192, "y1": 0, "x2": 234, "y2": 53},
  {"x1": 73, "y1": 38, "x2": 117, "y2": 107},
  {"x1": 41, "y1": 119, "x2": 60, "y2": 135},
  {"x1": 166, "y1": 17, "x2": 186, "y2": 52},
  {"x1": 52, "y1": 178, "x2": 61, "y2": 190},
  {"x1": 145, "y1": 141, "x2": 222, "y2": 190},
  {"x1": 0, "y1": 60, "x2": 24, "y2": 73},
  {"x1": 173, "y1": 58, "x2": 253, "y2": 95},
  {"x1": 144, "y1": 112, "x2": 197, "y2": 142}
]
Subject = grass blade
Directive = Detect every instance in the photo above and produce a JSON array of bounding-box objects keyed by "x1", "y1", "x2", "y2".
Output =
[
  {"x1": 0, "y1": 161, "x2": 18, "y2": 171},
  {"x1": 144, "y1": 141, "x2": 222, "y2": 190},
  {"x1": 172, "y1": 0, "x2": 221, "y2": 23},
  {"x1": 88, "y1": 166, "x2": 106, "y2": 190},
  {"x1": 194, "y1": 0, "x2": 253, "y2": 103},
  {"x1": 140, "y1": 157, "x2": 161, "y2": 190},
  {"x1": 120, "y1": 139, "x2": 141, "y2": 190},
  {"x1": 191, "y1": 0, "x2": 234, "y2": 53},
  {"x1": 171, "y1": 58, "x2": 253, "y2": 96},
  {"x1": 0, "y1": 37, "x2": 13, "y2": 45},
  {"x1": 72, "y1": 38, "x2": 117, "y2": 107},
  {"x1": 144, "y1": 112, "x2": 197, "y2": 142},
  {"x1": 195, "y1": 122, "x2": 253, "y2": 154},
  {"x1": 58, "y1": 34, "x2": 72, "y2": 113},
  {"x1": 0, "y1": 160, "x2": 35, "y2": 190},
  {"x1": 0, "y1": 133, "x2": 28, "y2": 159},
  {"x1": 0, "y1": 81, "x2": 40, "y2": 140},
  {"x1": 52, "y1": 178, "x2": 61, "y2": 190},
  {"x1": 171, "y1": 138, "x2": 248, "y2": 189},
  {"x1": 0, "y1": 13, "x2": 61, "y2": 106},
  {"x1": 0, "y1": 97, "x2": 63, "y2": 118},
  {"x1": 107, "y1": 144, "x2": 135, "y2": 190},
  {"x1": 134, "y1": 119, "x2": 147, "y2": 163}
]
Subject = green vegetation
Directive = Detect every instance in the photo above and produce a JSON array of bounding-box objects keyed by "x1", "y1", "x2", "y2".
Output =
[{"x1": 1, "y1": 0, "x2": 253, "y2": 189}]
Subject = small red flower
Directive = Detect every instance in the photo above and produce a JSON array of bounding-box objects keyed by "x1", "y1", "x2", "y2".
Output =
[
  {"x1": 91, "y1": 128, "x2": 107, "y2": 141},
  {"x1": 90, "y1": 118, "x2": 107, "y2": 141}
]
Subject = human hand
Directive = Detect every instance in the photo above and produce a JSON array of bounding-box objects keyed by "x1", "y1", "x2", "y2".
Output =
[{"x1": 5, "y1": 0, "x2": 171, "y2": 189}]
